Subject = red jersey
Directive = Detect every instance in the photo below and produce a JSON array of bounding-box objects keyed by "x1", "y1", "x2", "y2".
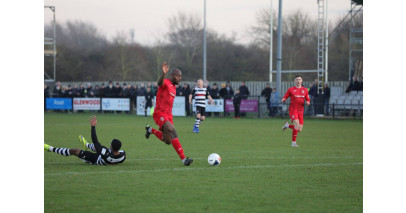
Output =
[
  {"x1": 282, "y1": 86, "x2": 310, "y2": 110},
  {"x1": 154, "y1": 79, "x2": 176, "y2": 115}
]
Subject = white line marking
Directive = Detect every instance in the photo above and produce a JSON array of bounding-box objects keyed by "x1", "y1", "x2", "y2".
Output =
[
  {"x1": 44, "y1": 162, "x2": 362, "y2": 176},
  {"x1": 44, "y1": 156, "x2": 362, "y2": 164}
]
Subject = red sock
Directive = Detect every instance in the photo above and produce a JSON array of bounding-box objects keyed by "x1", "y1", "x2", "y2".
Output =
[
  {"x1": 292, "y1": 129, "x2": 298, "y2": 142},
  {"x1": 289, "y1": 125, "x2": 294, "y2": 129},
  {"x1": 171, "y1": 138, "x2": 185, "y2": 160},
  {"x1": 151, "y1": 128, "x2": 163, "y2": 141}
]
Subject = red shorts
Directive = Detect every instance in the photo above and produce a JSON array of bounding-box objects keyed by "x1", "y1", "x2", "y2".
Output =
[
  {"x1": 153, "y1": 112, "x2": 173, "y2": 131},
  {"x1": 289, "y1": 108, "x2": 304, "y2": 125}
]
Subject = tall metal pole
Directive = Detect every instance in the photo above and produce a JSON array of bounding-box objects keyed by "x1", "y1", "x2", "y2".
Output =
[
  {"x1": 325, "y1": 0, "x2": 329, "y2": 83},
  {"x1": 53, "y1": 6, "x2": 56, "y2": 81},
  {"x1": 203, "y1": 0, "x2": 207, "y2": 81},
  {"x1": 269, "y1": 0, "x2": 273, "y2": 82},
  {"x1": 276, "y1": 0, "x2": 283, "y2": 94}
]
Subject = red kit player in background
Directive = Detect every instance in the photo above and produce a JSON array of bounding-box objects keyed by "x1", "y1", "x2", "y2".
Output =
[
  {"x1": 282, "y1": 74, "x2": 310, "y2": 147},
  {"x1": 145, "y1": 62, "x2": 193, "y2": 166}
]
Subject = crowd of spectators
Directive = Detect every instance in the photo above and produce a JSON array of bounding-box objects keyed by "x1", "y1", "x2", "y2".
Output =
[{"x1": 45, "y1": 79, "x2": 358, "y2": 117}]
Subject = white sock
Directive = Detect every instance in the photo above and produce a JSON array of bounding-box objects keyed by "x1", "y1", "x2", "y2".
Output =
[
  {"x1": 148, "y1": 127, "x2": 152, "y2": 133},
  {"x1": 49, "y1": 146, "x2": 54, "y2": 151},
  {"x1": 292, "y1": 141, "x2": 296, "y2": 145},
  {"x1": 182, "y1": 158, "x2": 186, "y2": 163}
]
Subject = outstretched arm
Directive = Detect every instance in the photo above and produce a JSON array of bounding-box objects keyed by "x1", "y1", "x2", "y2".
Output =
[
  {"x1": 89, "y1": 115, "x2": 101, "y2": 149},
  {"x1": 158, "y1": 62, "x2": 169, "y2": 86}
]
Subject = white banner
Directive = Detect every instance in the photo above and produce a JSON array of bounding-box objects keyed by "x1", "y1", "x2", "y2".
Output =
[
  {"x1": 102, "y1": 98, "x2": 130, "y2": 111},
  {"x1": 137, "y1": 96, "x2": 185, "y2": 116},
  {"x1": 192, "y1": 99, "x2": 224, "y2": 112},
  {"x1": 136, "y1": 96, "x2": 155, "y2": 116},
  {"x1": 73, "y1": 98, "x2": 101, "y2": 110}
]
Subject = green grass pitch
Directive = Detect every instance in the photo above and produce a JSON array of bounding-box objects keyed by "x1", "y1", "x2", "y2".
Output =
[{"x1": 44, "y1": 113, "x2": 362, "y2": 212}]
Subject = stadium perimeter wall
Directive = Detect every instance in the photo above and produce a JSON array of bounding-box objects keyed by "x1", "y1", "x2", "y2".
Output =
[{"x1": 46, "y1": 81, "x2": 350, "y2": 97}]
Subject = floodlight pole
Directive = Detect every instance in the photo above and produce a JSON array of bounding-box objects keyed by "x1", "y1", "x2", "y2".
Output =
[
  {"x1": 203, "y1": 0, "x2": 207, "y2": 81},
  {"x1": 269, "y1": 0, "x2": 273, "y2": 82},
  {"x1": 276, "y1": 0, "x2": 283, "y2": 94},
  {"x1": 44, "y1": 6, "x2": 56, "y2": 82}
]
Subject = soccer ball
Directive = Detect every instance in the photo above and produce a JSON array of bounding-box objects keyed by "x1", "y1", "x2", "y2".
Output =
[{"x1": 208, "y1": 153, "x2": 221, "y2": 166}]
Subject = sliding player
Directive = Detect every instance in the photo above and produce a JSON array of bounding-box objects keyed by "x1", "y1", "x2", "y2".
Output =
[
  {"x1": 282, "y1": 74, "x2": 310, "y2": 147},
  {"x1": 44, "y1": 115, "x2": 126, "y2": 165}
]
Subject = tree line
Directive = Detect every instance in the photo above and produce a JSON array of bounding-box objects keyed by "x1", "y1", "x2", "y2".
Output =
[{"x1": 44, "y1": 10, "x2": 362, "y2": 82}]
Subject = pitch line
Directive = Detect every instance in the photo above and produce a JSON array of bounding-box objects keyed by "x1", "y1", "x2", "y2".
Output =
[
  {"x1": 44, "y1": 162, "x2": 362, "y2": 176},
  {"x1": 44, "y1": 156, "x2": 362, "y2": 164}
]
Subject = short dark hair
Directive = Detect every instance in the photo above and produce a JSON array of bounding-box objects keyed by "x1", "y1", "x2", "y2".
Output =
[
  {"x1": 295, "y1": 74, "x2": 303, "y2": 79},
  {"x1": 111, "y1": 139, "x2": 122, "y2": 151}
]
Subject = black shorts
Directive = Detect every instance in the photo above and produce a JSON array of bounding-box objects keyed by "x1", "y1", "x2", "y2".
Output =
[
  {"x1": 196, "y1": 106, "x2": 206, "y2": 116},
  {"x1": 145, "y1": 102, "x2": 153, "y2": 109},
  {"x1": 78, "y1": 150, "x2": 99, "y2": 164}
]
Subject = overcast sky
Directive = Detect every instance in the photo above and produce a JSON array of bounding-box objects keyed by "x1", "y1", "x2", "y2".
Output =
[{"x1": 44, "y1": 0, "x2": 351, "y2": 45}]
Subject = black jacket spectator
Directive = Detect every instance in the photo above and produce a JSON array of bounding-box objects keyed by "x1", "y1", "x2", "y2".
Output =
[
  {"x1": 105, "y1": 81, "x2": 115, "y2": 97},
  {"x1": 219, "y1": 82, "x2": 234, "y2": 99},
  {"x1": 261, "y1": 84, "x2": 272, "y2": 103},
  {"x1": 210, "y1": 83, "x2": 220, "y2": 99},
  {"x1": 239, "y1": 81, "x2": 250, "y2": 99},
  {"x1": 52, "y1": 81, "x2": 62, "y2": 97}
]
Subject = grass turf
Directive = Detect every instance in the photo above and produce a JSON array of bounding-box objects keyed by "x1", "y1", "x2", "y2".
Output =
[{"x1": 44, "y1": 112, "x2": 362, "y2": 212}]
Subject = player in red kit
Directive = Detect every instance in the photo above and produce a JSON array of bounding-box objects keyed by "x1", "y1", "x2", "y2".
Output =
[
  {"x1": 281, "y1": 74, "x2": 310, "y2": 147},
  {"x1": 144, "y1": 62, "x2": 193, "y2": 166}
]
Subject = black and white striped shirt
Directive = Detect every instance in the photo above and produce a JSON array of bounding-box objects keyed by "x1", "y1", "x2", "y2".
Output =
[{"x1": 192, "y1": 87, "x2": 209, "y2": 108}]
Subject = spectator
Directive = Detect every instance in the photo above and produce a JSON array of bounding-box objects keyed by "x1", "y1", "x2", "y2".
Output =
[
  {"x1": 209, "y1": 83, "x2": 220, "y2": 117},
  {"x1": 152, "y1": 82, "x2": 158, "y2": 96},
  {"x1": 239, "y1": 81, "x2": 250, "y2": 117},
  {"x1": 52, "y1": 81, "x2": 62, "y2": 97},
  {"x1": 66, "y1": 85, "x2": 72, "y2": 97},
  {"x1": 137, "y1": 83, "x2": 147, "y2": 97},
  {"x1": 123, "y1": 84, "x2": 135, "y2": 113},
  {"x1": 78, "y1": 83, "x2": 86, "y2": 97},
  {"x1": 204, "y1": 80, "x2": 211, "y2": 91},
  {"x1": 144, "y1": 87, "x2": 155, "y2": 117},
  {"x1": 219, "y1": 82, "x2": 234, "y2": 99},
  {"x1": 44, "y1": 84, "x2": 49, "y2": 111},
  {"x1": 261, "y1": 83, "x2": 272, "y2": 117},
  {"x1": 176, "y1": 84, "x2": 182, "y2": 96},
  {"x1": 346, "y1": 76, "x2": 361, "y2": 93},
  {"x1": 181, "y1": 83, "x2": 192, "y2": 116},
  {"x1": 233, "y1": 89, "x2": 242, "y2": 119},
  {"x1": 105, "y1": 81, "x2": 114, "y2": 97},
  {"x1": 133, "y1": 84, "x2": 139, "y2": 110},
  {"x1": 323, "y1": 83, "x2": 330, "y2": 116},
  {"x1": 219, "y1": 82, "x2": 234, "y2": 116},
  {"x1": 239, "y1": 81, "x2": 250, "y2": 99},
  {"x1": 98, "y1": 83, "x2": 106, "y2": 97},
  {"x1": 61, "y1": 85, "x2": 69, "y2": 97},
  {"x1": 71, "y1": 84, "x2": 80, "y2": 97},
  {"x1": 85, "y1": 83, "x2": 94, "y2": 97},
  {"x1": 359, "y1": 76, "x2": 363, "y2": 91},
  {"x1": 270, "y1": 88, "x2": 280, "y2": 117},
  {"x1": 93, "y1": 85, "x2": 100, "y2": 97},
  {"x1": 120, "y1": 83, "x2": 127, "y2": 97},
  {"x1": 113, "y1": 82, "x2": 122, "y2": 98}
]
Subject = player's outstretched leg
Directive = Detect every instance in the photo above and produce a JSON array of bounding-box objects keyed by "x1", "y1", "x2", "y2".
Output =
[
  {"x1": 145, "y1": 124, "x2": 163, "y2": 141},
  {"x1": 44, "y1": 144, "x2": 71, "y2": 156},
  {"x1": 145, "y1": 124, "x2": 151, "y2": 139},
  {"x1": 78, "y1": 135, "x2": 95, "y2": 151},
  {"x1": 282, "y1": 121, "x2": 289, "y2": 131}
]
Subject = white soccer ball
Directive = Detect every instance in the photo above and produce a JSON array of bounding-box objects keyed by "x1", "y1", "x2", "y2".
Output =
[{"x1": 208, "y1": 153, "x2": 221, "y2": 166}]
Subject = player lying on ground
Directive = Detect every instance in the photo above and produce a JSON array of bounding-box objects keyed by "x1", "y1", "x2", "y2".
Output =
[
  {"x1": 281, "y1": 74, "x2": 310, "y2": 147},
  {"x1": 189, "y1": 79, "x2": 215, "y2": 133},
  {"x1": 44, "y1": 115, "x2": 126, "y2": 165},
  {"x1": 145, "y1": 62, "x2": 193, "y2": 166}
]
